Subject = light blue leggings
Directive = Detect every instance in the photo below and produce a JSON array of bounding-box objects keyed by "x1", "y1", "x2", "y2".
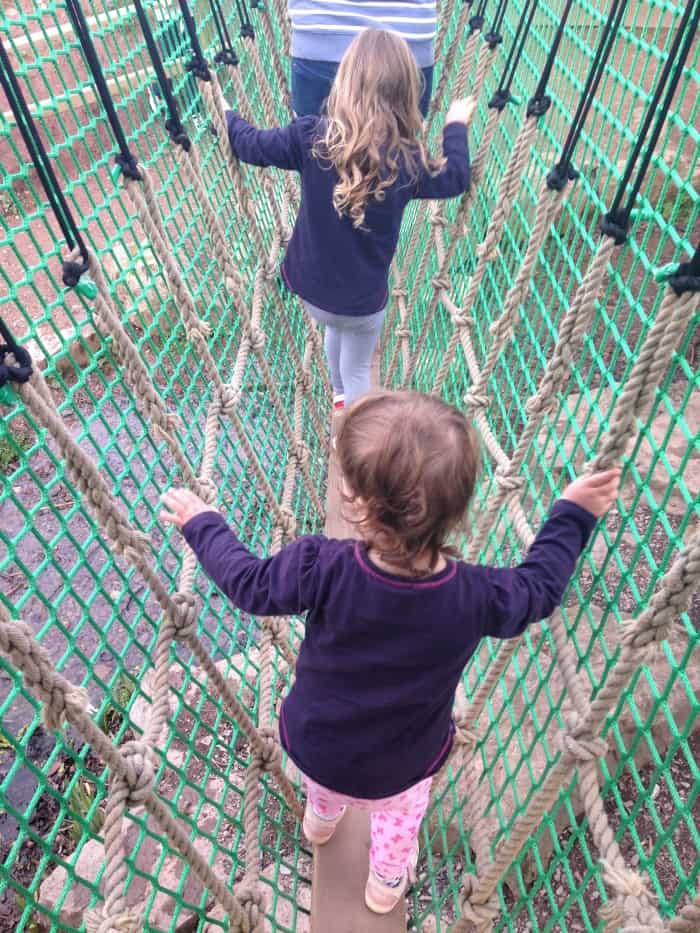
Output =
[{"x1": 304, "y1": 302, "x2": 385, "y2": 405}]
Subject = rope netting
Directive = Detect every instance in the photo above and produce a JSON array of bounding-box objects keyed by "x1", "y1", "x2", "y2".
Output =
[{"x1": 0, "y1": 0, "x2": 698, "y2": 931}]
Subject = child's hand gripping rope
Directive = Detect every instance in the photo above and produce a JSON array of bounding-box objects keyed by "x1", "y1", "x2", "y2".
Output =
[
  {"x1": 561, "y1": 468, "x2": 622, "y2": 518},
  {"x1": 161, "y1": 488, "x2": 214, "y2": 529}
]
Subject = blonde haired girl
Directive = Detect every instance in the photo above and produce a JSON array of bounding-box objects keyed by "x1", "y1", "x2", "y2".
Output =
[{"x1": 226, "y1": 29, "x2": 475, "y2": 407}]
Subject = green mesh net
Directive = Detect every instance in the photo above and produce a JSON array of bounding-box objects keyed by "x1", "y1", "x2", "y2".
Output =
[{"x1": 0, "y1": 0, "x2": 698, "y2": 930}]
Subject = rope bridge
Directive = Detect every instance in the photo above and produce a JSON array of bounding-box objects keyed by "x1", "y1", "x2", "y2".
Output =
[{"x1": 0, "y1": 0, "x2": 698, "y2": 930}]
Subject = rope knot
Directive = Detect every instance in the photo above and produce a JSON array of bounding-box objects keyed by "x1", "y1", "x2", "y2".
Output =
[
  {"x1": 396, "y1": 326, "x2": 411, "y2": 340},
  {"x1": 171, "y1": 591, "x2": 199, "y2": 641},
  {"x1": 454, "y1": 717, "x2": 477, "y2": 752},
  {"x1": 197, "y1": 478, "x2": 218, "y2": 506},
  {"x1": 297, "y1": 370, "x2": 313, "y2": 395},
  {"x1": 464, "y1": 390, "x2": 489, "y2": 412},
  {"x1": 430, "y1": 212, "x2": 449, "y2": 228},
  {"x1": 236, "y1": 880, "x2": 265, "y2": 933},
  {"x1": 290, "y1": 442, "x2": 309, "y2": 469},
  {"x1": 119, "y1": 740, "x2": 155, "y2": 807},
  {"x1": 253, "y1": 727, "x2": 281, "y2": 770},
  {"x1": 525, "y1": 393, "x2": 551, "y2": 418},
  {"x1": 494, "y1": 467, "x2": 525, "y2": 495},
  {"x1": 392, "y1": 286, "x2": 408, "y2": 301},
  {"x1": 249, "y1": 328, "x2": 266, "y2": 353},
  {"x1": 450, "y1": 309, "x2": 474, "y2": 329},
  {"x1": 219, "y1": 384, "x2": 240, "y2": 414},
  {"x1": 86, "y1": 910, "x2": 143, "y2": 933},
  {"x1": 458, "y1": 877, "x2": 500, "y2": 930},
  {"x1": 278, "y1": 507, "x2": 297, "y2": 538},
  {"x1": 431, "y1": 274, "x2": 451, "y2": 293},
  {"x1": 476, "y1": 239, "x2": 499, "y2": 262},
  {"x1": 557, "y1": 713, "x2": 607, "y2": 762},
  {"x1": 600, "y1": 859, "x2": 651, "y2": 900}
]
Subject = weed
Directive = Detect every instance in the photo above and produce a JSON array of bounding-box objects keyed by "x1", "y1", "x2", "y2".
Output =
[
  {"x1": 67, "y1": 779, "x2": 104, "y2": 843},
  {"x1": 0, "y1": 430, "x2": 30, "y2": 474},
  {"x1": 97, "y1": 669, "x2": 139, "y2": 735}
]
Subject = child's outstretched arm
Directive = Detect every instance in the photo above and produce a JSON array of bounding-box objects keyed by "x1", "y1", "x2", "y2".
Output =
[
  {"x1": 414, "y1": 96, "x2": 476, "y2": 200},
  {"x1": 161, "y1": 488, "x2": 322, "y2": 616},
  {"x1": 226, "y1": 111, "x2": 307, "y2": 170},
  {"x1": 478, "y1": 468, "x2": 622, "y2": 639}
]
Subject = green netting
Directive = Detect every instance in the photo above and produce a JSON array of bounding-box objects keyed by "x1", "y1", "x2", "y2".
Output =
[{"x1": 0, "y1": 0, "x2": 698, "y2": 930}]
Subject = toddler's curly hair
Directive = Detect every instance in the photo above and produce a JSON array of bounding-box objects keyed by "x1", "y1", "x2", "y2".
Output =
[{"x1": 336, "y1": 391, "x2": 480, "y2": 574}]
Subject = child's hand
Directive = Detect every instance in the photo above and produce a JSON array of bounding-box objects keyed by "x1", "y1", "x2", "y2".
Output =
[
  {"x1": 160, "y1": 488, "x2": 214, "y2": 529},
  {"x1": 561, "y1": 468, "x2": 622, "y2": 518},
  {"x1": 446, "y1": 96, "x2": 477, "y2": 127}
]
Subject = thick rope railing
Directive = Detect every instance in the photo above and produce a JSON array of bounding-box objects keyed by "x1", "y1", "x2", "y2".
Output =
[
  {"x1": 5, "y1": 366, "x2": 306, "y2": 929},
  {"x1": 450, "y1": 279, "x2": 700, "y2": 929},
  {"x1": 452, "y1": 523, "x2": 700, "y2": 931},
  {"x1": 0, "y1": 603, "x2": 273, "y2": 932}
]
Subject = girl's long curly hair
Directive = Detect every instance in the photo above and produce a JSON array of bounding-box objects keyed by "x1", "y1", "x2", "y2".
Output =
[{"x1": 312, "y1": 29, "x2": 444, "y2": 229}]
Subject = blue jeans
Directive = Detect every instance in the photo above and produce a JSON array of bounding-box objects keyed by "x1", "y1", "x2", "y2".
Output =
[
  {"x1": 291, "y1": 57, "x2": 434, "y2": 118},
  {"x1": 304, "y1": 302, "x2": 385, "y2": 404}
]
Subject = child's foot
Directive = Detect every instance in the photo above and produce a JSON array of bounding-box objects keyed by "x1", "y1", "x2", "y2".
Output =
[
  {"x1": 364, "y1": 869, "x2": 407, "y2": 914},
  {"x1": 365, "y1": 843, "x2": 419, "y2": 914},
  {"x1": 303, "y1": 802, "x2": 346, "y2": 845},
  {"x1": 333, "y1": 393, "x2": 345, "y2": 411}
]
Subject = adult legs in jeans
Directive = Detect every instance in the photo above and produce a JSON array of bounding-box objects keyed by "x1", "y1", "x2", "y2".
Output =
[
  {"x1": 307, "y1": 304, "x2": 385, "y2": 405},
  {"x1": 291, "y1": 57, "x2": 434, "y2": 117},
  {"x1": 304, "y1": 774, "x2": 432, "y2": 881}
]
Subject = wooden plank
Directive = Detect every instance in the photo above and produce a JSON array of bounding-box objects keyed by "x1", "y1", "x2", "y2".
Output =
[
  {"x1": 314, "y1": 356, "x2": 405, "y2": 930},
  {"x1": 311, "y1": 808, "x2": 407, "y2": 932},
  {"x1": 324, "y1": 430, "x2": 353, "y2": 540}
]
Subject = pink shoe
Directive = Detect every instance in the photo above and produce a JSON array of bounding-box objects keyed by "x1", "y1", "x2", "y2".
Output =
[
  {"x1": 333, "y1": 393, "x2": 345, "y2": 411},
  {"x1": 364, "y1": 843, "x2": 418, "y2": 914},
  {"x1": 303, "y1": 801, "x2": 346, "y2": 845}
]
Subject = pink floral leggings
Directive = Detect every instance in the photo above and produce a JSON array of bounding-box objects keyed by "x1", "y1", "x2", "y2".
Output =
[{"x1": 303, "y1": 773, "x2": 432, "y2": 880}]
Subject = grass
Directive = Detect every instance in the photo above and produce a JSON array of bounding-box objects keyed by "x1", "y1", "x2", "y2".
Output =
[
  {"x1": 97, "y1": 668, "x2": 139, "y2": 735},
  {"x1": 0, "y1": 430, "x2": 31, "y2": 475}
]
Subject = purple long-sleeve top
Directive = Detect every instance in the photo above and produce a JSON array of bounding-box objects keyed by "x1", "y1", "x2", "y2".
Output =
[
  {"x1": 182, "y1": 500, "x2": 595, "y2": 799},
  {"x1": 226, "y1": 112, "x2": 470, "y2": 316}
]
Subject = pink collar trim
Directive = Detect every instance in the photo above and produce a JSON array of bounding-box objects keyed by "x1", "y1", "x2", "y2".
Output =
[{"x1": 353, "y1": 542, "x2": 456, "y2": 589}]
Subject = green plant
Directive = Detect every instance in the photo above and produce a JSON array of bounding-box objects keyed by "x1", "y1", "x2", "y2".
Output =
[
  {"x1": 67, "y1": 779, "x2": 104, "y2": 843},
  {"x1": 97, "y1": 669, "x2": 139, "y2": 735},
  {"x1": 0, "y1": 430, "x2": 30, "y2": 474}
]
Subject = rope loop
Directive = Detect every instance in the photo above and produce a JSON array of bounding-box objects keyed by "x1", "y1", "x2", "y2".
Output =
[
  {"x1": 171, "y1": 591, "x2": 199, "y2": 641},
  {"x1": 119, "y1": 740, "x2": 155, "y2": 807},
  {"x1": 235, "y1": 880, "x2": 266, "y2": 933},
  {"x1": 458, "y1": 876, "x2": 501, "y2": 930},
  {"x1": 557, "y1": 713, "x2": 607, "y2": 762}
]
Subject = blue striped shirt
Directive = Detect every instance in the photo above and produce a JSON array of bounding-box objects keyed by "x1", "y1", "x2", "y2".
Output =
[{"x1": 289, "y1": 0, "x2": 437, "y2": 66}]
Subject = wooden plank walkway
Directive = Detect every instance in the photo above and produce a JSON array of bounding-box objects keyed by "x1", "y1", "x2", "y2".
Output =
[{"x1": 310, "y1": 400, "x2": 406, "y2": 932}]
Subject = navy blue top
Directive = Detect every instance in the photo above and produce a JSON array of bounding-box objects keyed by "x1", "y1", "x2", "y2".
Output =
[
  {"x1": 226, "y1": 112, "x2": 471, "y2": 315},
  {"x1": 182, "y1": 499, "x2": 595, "y2": 798}
]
